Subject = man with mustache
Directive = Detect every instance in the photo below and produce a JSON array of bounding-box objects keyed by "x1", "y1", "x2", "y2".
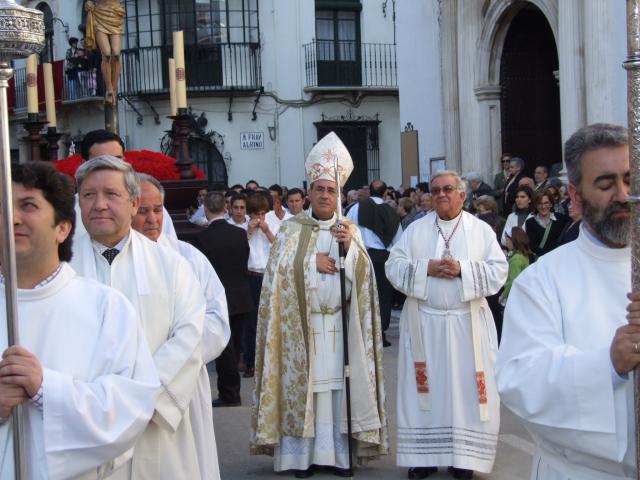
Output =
[
  {"x1": 70, "y1": 156, "x2": 206, "y2": 479},
  {"x1": 496, "y1": 123, "x2": 636, "y2": 479}
]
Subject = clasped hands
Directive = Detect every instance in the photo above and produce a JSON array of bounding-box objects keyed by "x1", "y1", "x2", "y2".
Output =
[
  {"x1": 427, "y1": 258, "x2": 461, "y2": 279},
  {"x1": 316, "y1": 223, "x2": 352, "y2": 274},
  {"x1": 0, "y1": 346, "x2": 42, "y2": 418},
  {"x1": 248, "y1": 218, "x2": 270, "y2": 234}
]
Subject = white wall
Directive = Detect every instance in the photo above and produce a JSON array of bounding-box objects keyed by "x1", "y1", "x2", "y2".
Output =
[
  {"x1": 12, "y1": 0, "x2": 401, "y2": 190},
  {"x1": 396, "y1": 0, "x2": 444, "y2": 182}
]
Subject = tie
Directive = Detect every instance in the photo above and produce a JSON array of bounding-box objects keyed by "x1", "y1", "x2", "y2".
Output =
[{"x1": 102, "y1": 248, "x2": 119, "y2": 265}]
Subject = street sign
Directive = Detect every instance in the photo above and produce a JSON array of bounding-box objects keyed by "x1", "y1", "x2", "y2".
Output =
[{"x1": 240, "y1": 132, "x2": 264, "y2": 150}]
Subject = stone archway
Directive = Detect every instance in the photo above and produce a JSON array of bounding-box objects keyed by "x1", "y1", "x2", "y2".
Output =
[
  {"x1": 500, "y1": 5, "x2": 561, "y2": 174},
  {"x1": 474, "y1": 0, "x2": 559, "y2": 176}
]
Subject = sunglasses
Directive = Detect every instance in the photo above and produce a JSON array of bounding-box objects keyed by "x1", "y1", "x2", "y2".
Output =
[{"x1": 431, "y1": 185, "x2": 457, "y2": 195}]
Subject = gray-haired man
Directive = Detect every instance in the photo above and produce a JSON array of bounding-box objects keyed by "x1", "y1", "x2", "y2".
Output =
[{"x1": 70, "y1": 155, "x2": 207, "y2": 479}]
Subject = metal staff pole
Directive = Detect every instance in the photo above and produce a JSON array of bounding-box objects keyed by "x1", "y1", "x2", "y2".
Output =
[
  {"x1": 333, "y1": 156, "x2": 354, "y2": 477},
  {"x1": 0, "y1": 59, "x2": 25, "y2": 480},
  {"x1": 0, "y1": 2, "x2": 45, "y2": 478},
  {"x1": 625, "y1": 1, "x2": 640, "y2": 478}
]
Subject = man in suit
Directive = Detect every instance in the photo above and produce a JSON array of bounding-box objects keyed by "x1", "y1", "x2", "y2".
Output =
[
  {"x1": 503, "y1": 157, "x2": 525, "y2": 215},
  {"x1": 193, "y1": 191, "x2": 252, "y2": 407},
  {"x1": 534, "y1": 165, "x2": 550, "y2": 192},
  {"x1": 493, "y1": 153, "x2": 511, "y2": 215}
]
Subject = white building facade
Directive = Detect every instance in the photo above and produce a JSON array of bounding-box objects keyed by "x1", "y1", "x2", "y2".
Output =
[
  {"x1": 11, "y1": 0, "x2": 401, "y2": 191},
  {"x1": 396, "y1": 0, "x2": 628, "y2": 183}
]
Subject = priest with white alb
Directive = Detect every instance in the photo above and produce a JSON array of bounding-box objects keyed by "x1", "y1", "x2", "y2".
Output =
[
  {"x1": 386, "y1": 170, "x2": 507, "y2": 480},
  {"x1": 0, "y1": 162, "x2": 159, "y2": 480},
  {"x1": 70, "y1": 156, "x2": 206, "y2": 480},
  {"x1": 131, "y1": 173, "x2": 230, "y2": 480},
  {"x1": 496, "y1": 123, "x2": 637, "y2": 479},
  {"x1": 251, "y1": 132, "x2": 388, "y2": 478}
]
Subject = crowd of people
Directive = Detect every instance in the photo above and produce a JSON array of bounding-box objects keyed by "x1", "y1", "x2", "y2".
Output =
[{"x1": 0, "y1": 123, "x2": 635, "y2": 480}]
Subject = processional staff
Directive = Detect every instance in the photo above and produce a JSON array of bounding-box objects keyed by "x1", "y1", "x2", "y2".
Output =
[
  {"x1": 0, "y1": 3, "x2": 45, "y2": 479},
  {"x1": 332, "y1": 150, "x2": 354, "y2": 478},
  {"x1": 625, "y1": 1, "x2": 640, "y2": 478}
]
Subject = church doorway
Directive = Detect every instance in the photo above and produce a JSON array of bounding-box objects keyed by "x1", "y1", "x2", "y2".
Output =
[
  {"x1": 315, "y1": 115, "x2": 380, "y2": 193},
  {"x1": 499, "y1": 4, "x2": 561, "y2": 176}
]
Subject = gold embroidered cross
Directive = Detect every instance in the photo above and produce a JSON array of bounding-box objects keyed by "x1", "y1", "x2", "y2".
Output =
[
  {"x1": 329, "y1": 325, "x2": 341, "y2": 353},
  {"x1": 311, "y1": 328, "x2": 321, "y2": 355}
]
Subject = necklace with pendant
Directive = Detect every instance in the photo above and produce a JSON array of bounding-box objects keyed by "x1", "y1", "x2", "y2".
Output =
[{"x1": 435, "y1": 213, "x2": 463, "y2": 260}]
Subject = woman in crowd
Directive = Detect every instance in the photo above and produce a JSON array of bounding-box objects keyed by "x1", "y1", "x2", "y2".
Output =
[
  {"x1": 545, "y1": 183, "x2": 566, "y2": 215},
  {"x1": 525, "y1": 190, "x2": 569, "y2": 259},
  {"x1": 501, "y1": 185, "x2": 533, "y2": 247}
]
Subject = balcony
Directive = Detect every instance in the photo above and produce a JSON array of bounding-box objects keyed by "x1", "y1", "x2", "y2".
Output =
[
  {"x1": 11, "y1": 60, "x2": 104, "y2": 112},
  {"x1": 303, "y1": 40, "x2": 397, "y2": 91},
  {"x1": 119, "y1": 43, "x2": 262, "y2": 97}
]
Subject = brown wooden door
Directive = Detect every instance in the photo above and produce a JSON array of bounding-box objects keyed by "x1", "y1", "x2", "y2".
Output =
[{"x1": 500, "y1": 6, "x2": 561, "y2": 176}]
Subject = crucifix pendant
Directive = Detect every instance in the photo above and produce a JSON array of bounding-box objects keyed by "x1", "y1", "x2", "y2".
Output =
[{"x1": 441, "y1": 247, "x2": 453, "y2": 260}]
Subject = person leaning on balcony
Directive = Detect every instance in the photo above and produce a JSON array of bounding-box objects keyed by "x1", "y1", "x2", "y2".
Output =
[
  {"x1": 65, "y1": 37, "x2": 83, "y2": 99},
  {"x1": 84, "y1": 0, "x2": 125, "y2": 105}
]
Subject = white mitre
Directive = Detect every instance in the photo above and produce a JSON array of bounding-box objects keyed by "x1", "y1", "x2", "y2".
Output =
[{"x1": 305, "y1": 131, "x2": 354, "y2": 187}]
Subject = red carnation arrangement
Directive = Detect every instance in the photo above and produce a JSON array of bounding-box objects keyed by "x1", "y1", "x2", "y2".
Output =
[{"x1": 53, "y1": 150, "x2": 206, "y2": 182}]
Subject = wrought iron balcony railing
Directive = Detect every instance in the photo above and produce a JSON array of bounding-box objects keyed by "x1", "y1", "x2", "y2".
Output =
[
  {"x1": 303, "y1": 40, "x2": 397, "y2": 89},
  {"x1": 10, "y1": 43, "x2": 261, "y2": 111},
  {"x1": 12, "y1": 61, "x2": 103, "y2": 111},
  {"x1": 120, "y1": 43, "x2": 262, "y2": 97}
]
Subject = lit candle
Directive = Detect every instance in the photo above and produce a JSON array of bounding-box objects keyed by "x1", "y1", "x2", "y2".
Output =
[
  {"x1": 43, "y1": 63, "x2": 56, "y2": 128},
  {"x1": 168, "y1": 58, "x2": 177, "y2": 116},
  {"x1": 173, "y1": 31, "x2": 187, "y2": 109},
  {"x1": 26, "y1": 54, "x2": 38, "y2": 114}
]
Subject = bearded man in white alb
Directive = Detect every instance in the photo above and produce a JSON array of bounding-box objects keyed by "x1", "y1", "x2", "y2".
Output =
[
  {"x1": 496, "y1": 123, "x2": 637, "y2": 479},
  {"x1": 386, "y1": 170, "x2": 507, "y2": 480},
  {"x1": 70, "y1": 156, "x2": 205, "y2": 480},
  {"x1": 132, "y1": 173, "x2": 230, "y2": 480},
  {"x1": 0, "y1": 162, "x2": 159, "y2": 479}
]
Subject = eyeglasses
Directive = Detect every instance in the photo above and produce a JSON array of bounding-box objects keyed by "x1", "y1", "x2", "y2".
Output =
[{"x1": 431, "y1": 185, "x2": 457, "y2": 195}]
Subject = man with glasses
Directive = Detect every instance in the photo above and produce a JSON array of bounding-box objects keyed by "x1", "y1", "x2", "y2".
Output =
[
  {"x1": 386, "y1": 170, "x2": 507, "y2": 479},
  {"x1": 493, "y1": 153, "x2": 512, "y2": 214},
  {"x1": 504, "y1": 157, "x2": 526, "y2": 215}
]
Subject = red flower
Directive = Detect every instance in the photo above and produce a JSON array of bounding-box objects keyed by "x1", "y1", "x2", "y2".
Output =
[{"x1": 53, "y1": 151, "x2": 206, "y2": 182}]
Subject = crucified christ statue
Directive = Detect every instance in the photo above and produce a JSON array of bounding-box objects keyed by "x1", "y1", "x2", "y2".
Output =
[{"x1": 85, "y1": 0, "x2": 125, "y2": 105}]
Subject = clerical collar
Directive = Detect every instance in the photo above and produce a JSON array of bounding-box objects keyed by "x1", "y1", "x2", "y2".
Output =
[
  {"x1": 0, "y1": 262, "x2": 63, "y2": 289},
  {"x1": 577, "y1": 223, "x2": 629, "y2": 262},
  {"x1": 580, "y1": 223, "x2": 611, "y2": 248},
  {"x1": 311, "y1": 211, "x2": 337, "y2": 228},
  {"x1": 436, "y1": 210, "x2": 463, "y2": 224}
]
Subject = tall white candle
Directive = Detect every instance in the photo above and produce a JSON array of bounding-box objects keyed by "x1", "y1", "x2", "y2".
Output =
[
  {"x1": 43, "y1": 63, "x2": 56, "y2": 128},
  {"x1": 173, "y1": 31, "x2": 188, "y2": 109},
  {"x1": 168, "y1": 58, "x2": 177, "y2": 116},
  {"x1": 26, "y1": 54, "x2": 38, "y2": 114}
]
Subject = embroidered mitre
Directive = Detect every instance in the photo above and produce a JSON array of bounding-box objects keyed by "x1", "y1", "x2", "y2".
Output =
[{"x1": 305, "y1": 131, "x2": 354, "y2": 187}]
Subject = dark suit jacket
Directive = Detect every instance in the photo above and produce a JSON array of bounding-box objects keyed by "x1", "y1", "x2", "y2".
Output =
[
  {"x1": 504, "y1": 173, "x2": 524, "y2": 214},
  {"x1": 193, "y1": 219, "x2": 252, "y2": 316}
]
